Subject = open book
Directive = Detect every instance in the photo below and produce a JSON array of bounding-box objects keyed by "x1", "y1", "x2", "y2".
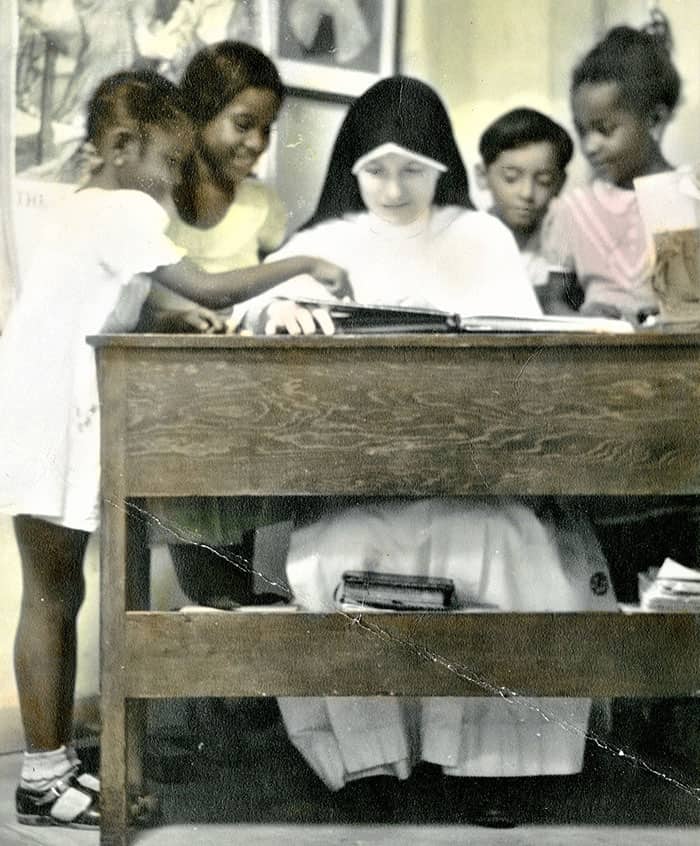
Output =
[{"x1": 287, "y1": 299, "x2": 635, "y2": 334}]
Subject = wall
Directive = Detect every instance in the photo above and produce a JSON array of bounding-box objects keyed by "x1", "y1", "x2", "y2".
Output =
[
  {"x1": 274, "y1": 0, "x2": 700, "y2": 225},
  {"x1": 0, "y1": 0, "x2": 17, "y2": 329}
]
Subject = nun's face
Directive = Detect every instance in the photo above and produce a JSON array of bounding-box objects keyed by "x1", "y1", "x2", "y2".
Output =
[{"x1": 355, "y1": 152, "x2": 441, "y2": 225}]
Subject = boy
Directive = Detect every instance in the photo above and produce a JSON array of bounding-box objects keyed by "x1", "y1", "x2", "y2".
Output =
[{"x1": 477, "y1": 107, "x2": 580, "y2": 312}]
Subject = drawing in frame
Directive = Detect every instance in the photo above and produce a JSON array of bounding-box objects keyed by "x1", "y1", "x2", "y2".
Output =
[
  {"x1": 270, "y1": 0, "x2": 401, "y2": 100},
  {"x1": 14, "y1": 0, "x2": 274, "y2": 182}
]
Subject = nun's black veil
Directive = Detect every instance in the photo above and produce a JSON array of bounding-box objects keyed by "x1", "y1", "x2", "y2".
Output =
[{"x1": 302, "y1": 76, "x2": 474, "y2": 230}]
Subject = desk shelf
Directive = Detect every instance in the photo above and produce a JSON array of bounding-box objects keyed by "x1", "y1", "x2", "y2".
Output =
[{"x1": 122, "y1": 610, "x2": 699, "y2": 699}]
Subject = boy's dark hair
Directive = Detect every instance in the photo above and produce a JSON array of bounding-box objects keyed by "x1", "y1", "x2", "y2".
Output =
[
  {"x1": 479, "y1": 108, "x2": 574, "y2": 171},
  {"x1": 179, "y1": 40, "x2": 285, "y2": 125},
  {"x1": 304, "y1": 75, "x2": 473, "y2": 230},
  {"x1": 86, "y1": 68, "x2": 189, "y2": 147},
  {"x1": 571, "y1": 12, "x2": 681, "y2": 117}
]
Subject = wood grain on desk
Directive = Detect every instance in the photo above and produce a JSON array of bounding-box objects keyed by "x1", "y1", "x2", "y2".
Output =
[
  {"x1": 91, "y1": 332, "x2": 700, "y2": 497},
  {"x1": 124, "y1": 610, "x2": 700, "y2": 699}
]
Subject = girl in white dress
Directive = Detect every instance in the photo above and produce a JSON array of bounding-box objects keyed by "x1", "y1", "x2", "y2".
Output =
[
  {"x1": 0, "y1": 68, "x2": 346, "y2": 830},
  {"x1": 254, "y1": 76, "x2": 618, "y2": 825}
]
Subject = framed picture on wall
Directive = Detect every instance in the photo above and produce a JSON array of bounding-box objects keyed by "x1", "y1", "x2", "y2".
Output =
[
  {"x1": 14, "y1": 0, "x2": 274, "y2": 182},
  {"x1": 270, "y1": 0, "x2": 401, "y2": 100}
]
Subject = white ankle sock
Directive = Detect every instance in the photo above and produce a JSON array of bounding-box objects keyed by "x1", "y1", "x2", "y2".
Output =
[{"x1": 20, "y1": 746, "x2": 73, "y2": 792}]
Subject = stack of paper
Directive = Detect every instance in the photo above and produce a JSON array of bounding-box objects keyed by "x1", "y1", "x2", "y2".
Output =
[{"x1": 639, "y1": 557, "x2": 700, "y2": 612}]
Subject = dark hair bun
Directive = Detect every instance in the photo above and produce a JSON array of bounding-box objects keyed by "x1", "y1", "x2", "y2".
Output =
[
  {"x1": 571, "y1": 11, "x2": 681, "y2": 117},
  {"x1": 644, "y1": 7, "x2": 673, "y2": 53}
]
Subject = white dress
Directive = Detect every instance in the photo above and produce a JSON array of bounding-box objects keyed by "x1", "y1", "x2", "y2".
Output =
[
  {"x1": 257, "y1": 207, "x2": 618, "y2": 788},
  {"x1": 0, "y1": 188, "x2": 184, "y2": 531}
]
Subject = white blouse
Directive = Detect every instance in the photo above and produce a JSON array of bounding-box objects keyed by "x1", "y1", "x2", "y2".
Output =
[{"x1": 250, "y1": 205, "x2": 542, "y2": 320}]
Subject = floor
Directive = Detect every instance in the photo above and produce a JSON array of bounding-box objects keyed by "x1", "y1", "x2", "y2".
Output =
[{"x1": 0, "y1": 698, "x2": 697, "y2": 845}]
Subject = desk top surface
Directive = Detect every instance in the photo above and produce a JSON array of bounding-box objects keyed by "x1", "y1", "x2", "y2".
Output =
[{"x1": 88, "y1": 330, "x2": 700, "y2": 351}]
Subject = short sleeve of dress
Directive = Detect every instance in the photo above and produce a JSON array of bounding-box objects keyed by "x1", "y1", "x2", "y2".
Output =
[
  {"x1": 258, "y1": 186, "x2": 289, "y2": 255},
  {"x1": 96, "y1": 191, "x2": 185, "y2": 282}
]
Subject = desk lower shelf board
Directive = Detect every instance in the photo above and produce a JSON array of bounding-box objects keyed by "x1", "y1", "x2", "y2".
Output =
[{"x1": 123, "y1": 611, "x2": 700, "y2": 699}]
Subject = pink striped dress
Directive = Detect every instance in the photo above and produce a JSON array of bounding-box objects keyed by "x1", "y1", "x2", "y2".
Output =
[{"x1": 543, "y1": 179, "x2": 657, "y2": 320}]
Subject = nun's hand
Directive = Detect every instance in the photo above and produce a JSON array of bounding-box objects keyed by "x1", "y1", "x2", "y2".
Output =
[{"x1": 262, "y1": 299, "x2": 336, "y2": 336}]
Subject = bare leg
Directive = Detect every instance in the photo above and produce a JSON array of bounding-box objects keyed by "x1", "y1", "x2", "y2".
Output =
[
  {"x1": 169, "y1": 530, "x2": 255, "y2": 607},
  {"x1": 13, "y1": 515, "x2": 89, "y2": 751}
]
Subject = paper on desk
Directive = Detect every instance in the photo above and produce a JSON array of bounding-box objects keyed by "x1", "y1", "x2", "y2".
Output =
[
  {"x1": 634, "y1": 168, "x2": 700, "y2": 321},
  {"x1": 458, "y1": 314, "x2": 635, "y2": 334},
  {"x1": 656, "y1": 557, "x2": 700, "y2": 590},
  {"x1": 640, "y1": 557, "x2": 700, "y2": 612},
  {"x1": 289, "y1": 298, "x2": 636, "y2": 334}
]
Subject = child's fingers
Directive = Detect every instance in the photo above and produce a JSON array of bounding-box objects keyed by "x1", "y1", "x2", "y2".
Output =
[
  {"x1": 264, "y1": 300, "x2": 297, "y2": 334},
  {"x1": 203, "y1": 313, "x2": 226, "y2": 333},
  {"x1": 311, "y1": 307, "x2": 335, "y2": 335},
  {"x1": 263, "y1": 301, "x2": 331, "y2": 335},
  {"x1": 185, "y1": 308, "x2": 225, "y2": 334},
  {"x1": 266, "y1": 307, "x2": 311, "y2": 335},
  {"x1": 311, "y1": 261, "x2": 351, "y2": 298},
  {"x1": 294, "y1": 307, "x2": 318, "y2": 335}
]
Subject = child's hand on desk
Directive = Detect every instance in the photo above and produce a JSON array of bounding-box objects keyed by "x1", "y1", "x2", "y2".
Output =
[
  {"x1": 580, "y1": 302, "x2": 623, "y2": 320},
  {"x1": 307, "y1": 258, "x2": 352, "y2": 300},
  {"x1": 263, "y1": 299, "x2": 336, "y2": 336},
  {"x1": 178, "y1": 306, "x2": 227, "y2": 334},
  {"x1": 142, "y1": 306, "x2": 226, "y2": 333}
]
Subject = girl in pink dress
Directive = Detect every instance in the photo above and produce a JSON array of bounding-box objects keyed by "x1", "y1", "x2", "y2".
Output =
[{"x1": 544, "y1": 12, "x2": 682, "y2": 322}]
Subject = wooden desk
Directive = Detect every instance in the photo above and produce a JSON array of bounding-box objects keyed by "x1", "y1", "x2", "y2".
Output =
[{"x1": 91, "y1": 333, "x2": 700, "y2": 845}]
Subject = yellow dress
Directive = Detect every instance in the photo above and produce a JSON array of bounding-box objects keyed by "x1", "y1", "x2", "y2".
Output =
[
  {"x1": 147, "y1": 179, "x2": 290, "y2": 546},
  {"x1": 150, "y1": 177, "x2": 287, "y2": 322}
]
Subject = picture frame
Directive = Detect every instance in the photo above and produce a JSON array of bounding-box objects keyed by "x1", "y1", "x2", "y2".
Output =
[
  {"x1": 14, "y1": 0, "x2": 275, "y2": 182},
  {"x1": 270, "y1": 0, "x2": 401, "y2": 101}
]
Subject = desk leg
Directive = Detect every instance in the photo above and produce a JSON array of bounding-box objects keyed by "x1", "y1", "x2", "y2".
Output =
[
  {"x1": 125, "y1": 502, "x2": 149, "y2": 812},
  {"x1": 100, "y1": 494, "x2": 129, "y2": 846},
  {"x1": 101, "y1": 499, "x2": 154, "y2": 844}
]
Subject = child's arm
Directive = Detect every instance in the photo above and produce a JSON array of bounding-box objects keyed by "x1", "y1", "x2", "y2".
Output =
[
  {"x1": 539, "y1": 199, "x2": 584, "y2": 314},
  {"x1": 536, "y1": 269, "x2": 584, "y2": 315},
  {"x1": 150, "y1": 255, "x2": 349, "y2": 311}
]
